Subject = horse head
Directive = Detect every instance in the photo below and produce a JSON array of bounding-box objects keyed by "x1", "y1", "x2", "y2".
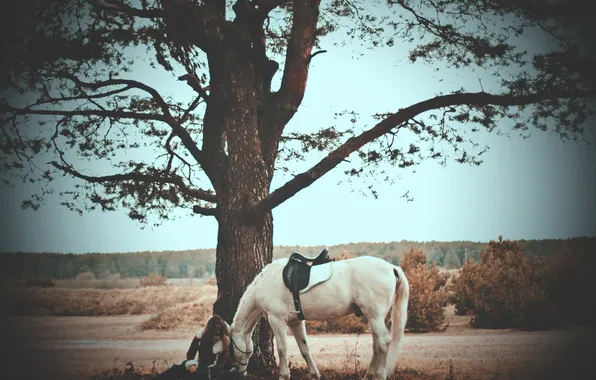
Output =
[{"x1": 225, "y1": 320, "x2": 253, "y2": 376}]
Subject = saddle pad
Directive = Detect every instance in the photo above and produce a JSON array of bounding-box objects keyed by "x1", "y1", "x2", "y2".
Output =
[{"x1": 299, "y1": 262, "x2": 332, "y2": 293}]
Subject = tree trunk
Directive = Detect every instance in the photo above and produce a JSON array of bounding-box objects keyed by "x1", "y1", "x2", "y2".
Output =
[
  {"x1": 213, "y1": 211, "x2": 276, "y2": 370},
  {"x1": 209, "y1": 35, "x2": 277, "y2": 370}
]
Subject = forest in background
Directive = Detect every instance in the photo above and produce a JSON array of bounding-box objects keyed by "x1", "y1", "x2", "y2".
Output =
[{"x1": 0, "y1": 237, "x2": 592, "y2": 280}]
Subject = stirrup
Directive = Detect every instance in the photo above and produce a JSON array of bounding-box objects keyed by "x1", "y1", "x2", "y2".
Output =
[{"x1": 289, "y1": 300, "x2": 301, "y2": 314}]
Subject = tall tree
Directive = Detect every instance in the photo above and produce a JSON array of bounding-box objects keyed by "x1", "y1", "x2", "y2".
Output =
[{"x1": 1, "y1": 0, "x2": 594, "y2": 369}]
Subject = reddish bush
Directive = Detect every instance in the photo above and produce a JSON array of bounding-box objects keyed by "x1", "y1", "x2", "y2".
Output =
[
  {"x1": 401, "y1": 248, "x2": 449, "y2": 332},
  {"x1": 400, "y1": 247, "x2": 426, "y2": 272},
  {"x1": 451, "y1": 237, "x2": 557, "y2": 330},
  {"x1": 538, "y1": 239, "x2": 596, "y2": 326},
  {"x1": 306, "y1": 314, "x2": 368, "y2": 334},
  {"x1": 139, "y1": 273, "x2": 167, "y2": 287}
]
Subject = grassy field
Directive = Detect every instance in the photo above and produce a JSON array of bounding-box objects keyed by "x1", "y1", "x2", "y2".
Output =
[
  {"x1": 1, "y1": 271, "x2": 593, "y2": 380},
  {"x1": 0, "y1": 279, "x2": 217, "y2": 323}
]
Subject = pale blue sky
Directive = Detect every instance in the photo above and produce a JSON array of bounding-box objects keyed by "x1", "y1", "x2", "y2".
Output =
[{"x1": 1, "y1": 11, "x2": 595, "y2": 254}]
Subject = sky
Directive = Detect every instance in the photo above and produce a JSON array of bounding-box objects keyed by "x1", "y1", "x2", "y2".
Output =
[{"x1": 1, "y1": 5, "x2": 595, "y2": 254}]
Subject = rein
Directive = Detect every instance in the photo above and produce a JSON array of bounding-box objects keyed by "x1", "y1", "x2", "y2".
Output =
[{"x1": 228, "y1": 335, "x2": 253, "y2": 373}]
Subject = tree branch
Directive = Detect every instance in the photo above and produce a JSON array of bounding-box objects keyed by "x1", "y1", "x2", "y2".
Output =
[
  {"x1": 160, "y1": 0, "x2": 229, "y2": 54},
  {"x1": 259, "y1": 0, "x2": 320, "y2": 177},
  {"x1": 178, "y1": 74, "x2": 210, "y2": 101},
  {"x1": 276, "y1": 0, "x2": 320, "y2": 114},
  {"x1": 6, "y1": 105, "x2": 166, "y2": 122},
  {"x1": 308, "y1": 49, "x2": 327, "y2": 63},
  {"x1": 193, "y1": 204, "x2": 218, "y2": 217},
  {"x1": 90, "y1": 0, "x2": 162, "y2": 18},
  {"x1": 63, "y1": 75, "x2": 214, "y2": 181},
  {"x1": 253, "y1": 0, "x2": 289, "y2": 15},
  {"x1": 252, "y1": 89, "x2": 596, "y2": 213},
  {"x1": 49, "y1": 161, "x2": 217, "y2": 203}
]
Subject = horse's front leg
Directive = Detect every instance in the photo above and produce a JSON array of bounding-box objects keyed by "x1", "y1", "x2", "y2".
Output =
[
  {"x1": 289, "y1": 321, "x2": 321, "y2": 379},
  {"x1": 268, "y1": 314, "x2": 291, "y2": 380}
]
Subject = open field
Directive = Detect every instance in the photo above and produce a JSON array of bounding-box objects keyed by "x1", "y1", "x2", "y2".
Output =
[
  {"x1": 0, "y1": 282, "x2": 218, "y2": 319},
  {"x1": 1, "y1": 306, "x2": 593, "y2": 380},
  {"x1": 1, "y1": 264, "x2": 594, "y2": 380}
]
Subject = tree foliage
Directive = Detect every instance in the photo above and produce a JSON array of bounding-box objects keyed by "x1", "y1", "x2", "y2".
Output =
[{"x1": 0, "y1": 0, "x2": 594, "y2": 222}]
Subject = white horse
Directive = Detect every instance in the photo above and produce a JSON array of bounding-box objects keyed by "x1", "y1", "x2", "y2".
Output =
[{"x1": 223, "y1": 255, "x2": 410, "y2": 380}]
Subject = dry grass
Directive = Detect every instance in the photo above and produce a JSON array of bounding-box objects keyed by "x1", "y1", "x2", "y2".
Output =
[
  {"x1": 0, "y1": 282, "x2": 218, "y2": 317},
  {"x1": 306, "y1": 315, "x2": 368, "y2": 334},
  {"x1": 54, "y1": 278, "x2": 140, "y2": 289},
  {"x1": 139, "y1": 273, "x2": 167, "y2": 287},
  {"x1": 86, "y1": 355, "x2": 518, "y2": 380},
  {"x1": 139, "y1": 285, "x2": 217, "y2": 331}
]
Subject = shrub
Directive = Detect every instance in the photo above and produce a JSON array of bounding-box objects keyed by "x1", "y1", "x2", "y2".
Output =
[
  {"x1": 451, "y1": 237, "x2": 557, "y2": 330},
  {"x1": 139, "y1": 273, "x2": 167, "y2": 287},
  {"x1": 75, "y1": 271, "x2": 95, "y2": 281},
  {"x1": 450, "y1": 262, "x2": 475, "y2": 316},
  {"x1": 401, "y1": 248, "x2": 449, "y2": 332},
  {"x1": 306, "y1": 314, "x2": 368, "y2": 334},
  {"x1": 205, "y1": 276, "x2": 217, "y2": 286},
  {"x1": 97, "y1": 270, "x2": 112, "y2": 280},
  {"x1": 538, "y1": 239, "x2": 596, "y2": 326},
  {"x1": 400, "y1": 247, "x2": 426, "y2": 272}
]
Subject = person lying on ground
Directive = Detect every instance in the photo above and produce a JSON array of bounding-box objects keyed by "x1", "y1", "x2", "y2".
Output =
[{"x1": 154, "y1": 315, "x2": 230, "y2": 379}]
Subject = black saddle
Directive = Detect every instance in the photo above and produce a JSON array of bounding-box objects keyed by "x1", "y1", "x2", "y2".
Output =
[{"x1": 282, "y1": 248, "x2": 334, "y2": 320}]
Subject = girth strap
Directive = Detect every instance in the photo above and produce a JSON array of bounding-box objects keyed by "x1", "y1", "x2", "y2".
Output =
[{"x1": 291, "y1": 259, "x2": 305, "y2": 320}]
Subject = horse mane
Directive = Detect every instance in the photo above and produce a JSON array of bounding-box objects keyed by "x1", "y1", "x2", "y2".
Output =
[
  {"x1": 232, "y1": 261, "x2": 274, "y2": 326},
  {"x1": 199, "y1": 315, "x2": 230, "y2": 366}
]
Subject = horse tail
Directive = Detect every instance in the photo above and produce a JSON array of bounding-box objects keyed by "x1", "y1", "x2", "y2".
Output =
[{"x1": 385, "y1": 265, "x2": 409, "y2": 373}]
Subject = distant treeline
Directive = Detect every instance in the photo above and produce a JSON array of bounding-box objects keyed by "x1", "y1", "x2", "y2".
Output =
[{"x1": 0, "y1": 237, "x2": 592, "y2": 280}]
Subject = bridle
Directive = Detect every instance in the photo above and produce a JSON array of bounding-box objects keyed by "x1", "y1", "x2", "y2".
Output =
[{"x1": 228, "y1": 335, "x2": 253, "y2": 374}]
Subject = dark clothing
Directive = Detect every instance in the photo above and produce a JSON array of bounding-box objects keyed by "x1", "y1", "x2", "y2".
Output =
[
  {"x1": 186, "y1": 336, "x2": 200, "y2": 361},
  {"x1": 153, "y1": 363, "x2": 187, "y2": 380},
  {"x1": 153, "y1": 361, "x2": 203, "y2": 380},
  {"x1": 154, "y1": 335, "x2": 209, "y2": 380}
]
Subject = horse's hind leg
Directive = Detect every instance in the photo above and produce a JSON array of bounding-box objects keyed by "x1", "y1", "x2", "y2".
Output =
[
  {"x1": 268, "y1": 314, "x2": 291, "y2": 380},
  {"x1": 366, "y1": 316, "x2": 391, "y2": 380},
  {"x1": 289, "y1": 321, "x2": 321, "y2": 379}
]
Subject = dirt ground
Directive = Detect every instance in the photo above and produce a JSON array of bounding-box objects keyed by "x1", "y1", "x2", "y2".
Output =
[{"x1": 1, "y1": 307, "x2": 593, "y2": 380}]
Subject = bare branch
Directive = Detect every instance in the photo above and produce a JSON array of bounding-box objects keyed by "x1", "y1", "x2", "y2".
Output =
[
  {"x1": 165, "y1": 132, "x2": 193, "y2": 169},
  {"x1": 179, "y1": 96, "x2": 204, "y2": 124},
  {"x1": 308, "y1": 49, "x2": 328, "y2": 63},
  {"x1": 252, "y1": 89, "x2": 596, "y2": 213},
  {"x1": 178, "y1": 74, "x2": 210, "y2": 101},
  {"x1": 49, "y1": 161, "x2": 217, "y2": 203},
  {"x1": 6, "y1": 105, "x2": 166, "y2": 122},
  {"x1": 193, "y1": 204, "x2": 218, "y2": 217},
  {"x1": 62, "y1": 75, "x2": 214, "y2": 180}
]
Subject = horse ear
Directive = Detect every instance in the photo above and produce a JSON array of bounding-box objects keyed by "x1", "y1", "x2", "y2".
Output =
[{"x1": 224, "y1": 321, "x2": 232, "y2": 336}]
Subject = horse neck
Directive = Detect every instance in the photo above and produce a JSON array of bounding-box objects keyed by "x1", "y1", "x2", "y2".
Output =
[{"x1": 231, "y1": 284, "x2": 261, "y2": 337}]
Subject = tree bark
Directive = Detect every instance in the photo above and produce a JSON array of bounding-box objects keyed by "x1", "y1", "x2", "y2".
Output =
[
  {"x1": 213, "y1": 211, "x2": 276, "y2": 370},
  {"x1": 209, "y1": 32, "x2": 276, "y2": 370}
]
